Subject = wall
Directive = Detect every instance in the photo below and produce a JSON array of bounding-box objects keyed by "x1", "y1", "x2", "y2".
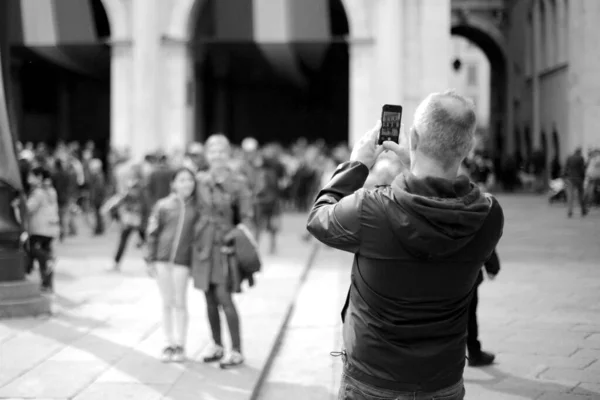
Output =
[{"x1": 449, "y1": 36, "x2": 491, "y2": 129}]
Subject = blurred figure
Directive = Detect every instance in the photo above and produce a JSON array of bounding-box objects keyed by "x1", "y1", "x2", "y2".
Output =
[
  {"x1": 563, "y1": 148, "x2": 588, "y2": 218},
  {"x1": 146, "y1": 168, "x2": 198, "y2": 363},
  {"x1": 254, "y1": 151, "x2": 285, "y2": 254},
  {"x1": 467, "y1": 250, "x2": 500, "y2": 367},
  {"x1": 585, "y1": 150, "x2": 600, "y2": 206},
  {"x1": 184, "y1": 142, "x2": 208, "y2": 173},
  {"x1": 24, "y1": 166, "x2": 60, "y2": 293},
  {"x1": 193, "y1": 134, "x2": 254, "y2": 369},
  {"x1": 51, "y1": 159, "x2": 76, "y2": 241},
  {"x1": 88, "y1": 159, "x2": 107, "y2": 236},
  {"x1": 146, "y1": 154, "x2": 174, "y2": 211},
  {"x1": 107, "y1": 175, "x2": 147, "y2": 272}
]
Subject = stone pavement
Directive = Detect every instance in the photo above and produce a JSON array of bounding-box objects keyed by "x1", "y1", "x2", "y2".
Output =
[
  {"x1": 258, "y1": 195, "x2": 600, "y2": 400},
  {"x1": 0, "y1": 213, "x2": 314, "y2": 400}
]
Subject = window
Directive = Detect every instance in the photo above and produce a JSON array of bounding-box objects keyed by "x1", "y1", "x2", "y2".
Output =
[{"x1": 467, "y1": 64, "x2": 478, "y2": 86}]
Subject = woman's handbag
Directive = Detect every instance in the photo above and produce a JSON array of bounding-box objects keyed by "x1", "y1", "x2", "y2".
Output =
[{"x1": 230, "y1": 223, "x2": 262, "y2": 274}]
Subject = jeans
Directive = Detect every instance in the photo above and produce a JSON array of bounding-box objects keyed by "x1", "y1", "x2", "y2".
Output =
[
  {"x1": 28, "y1": 235, "x2": 54, "y2": 290},
  {"x1": 565, "y1": 179, "x2": 587, "y2": 216},
  {"x1": 467, "y1": 284, "x2": 481, "y2": 356},
  {"x1": 114, "y1": 226, "x2": 146, "y2": 263},
  {"x1": 205, "y1": 283, "x2": 241, "y2": 352},
  {"x1": 338, "y1": 371, "x2": 465, "y2": 400}
]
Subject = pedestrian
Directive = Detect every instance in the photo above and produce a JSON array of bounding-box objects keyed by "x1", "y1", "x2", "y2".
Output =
[
  {"x1": 23, "y1": 166, "x2": 60, "y2": 293},
  {"x1": 107, "y1": 175, "x2": 147, "y2": 272},
  {"x1": 563, "y1": 147, "x2": 588, "y2": 218},
  {"x1": 145, "y1": 168, "x2": 198, "y2": 363},
  {"x1": 192, "y1": 134, "x2": 255, "y2": 369},
  {"x1": 467, "y1": 249, "x2": 500, "y2": 367},
  {"x1": 307, "y1": 90, "x2": 504, "y2": 399},
  {"x1": 87, "y1": 159, "x2": 106, "y2": 236}
]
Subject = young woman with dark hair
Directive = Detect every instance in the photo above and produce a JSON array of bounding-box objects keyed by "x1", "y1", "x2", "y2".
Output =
[{"x1": 145, "y1": 167, "x2": 198, "y2": 362}]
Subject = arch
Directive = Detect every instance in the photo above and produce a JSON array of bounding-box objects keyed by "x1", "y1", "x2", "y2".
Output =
[
  {"x1": 452, "y1": 15, "x2": 507, "y2": 158},
  {"x1": 98, "y1": 0, "x2": 129, "y2": 40},
  {"x1": 451, "y1": 12, "x2": 507, "y2": 62},
  {"x1": 166, "y1": 0, "x2": 364, "y2": 41}
]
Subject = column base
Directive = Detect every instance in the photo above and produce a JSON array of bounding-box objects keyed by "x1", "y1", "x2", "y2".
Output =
[
  {"x1": 0, "y1": 251, "x2": 51, "y2": 319},
  {"x1": 0, "y1": 280, "x2": 51, "y2": 319}
]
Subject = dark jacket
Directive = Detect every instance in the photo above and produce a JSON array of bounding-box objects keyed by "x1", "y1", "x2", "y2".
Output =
[
  {"x1": 564, "y1": 153, "x2": 586, "y2": 182},
  {"x1": 191, "y1": 169, "x2": 255, "y2": 291},
  {"x1": 146, "y1": 193, "x2": 198, "y2": 267},
  {"x1": 88, "y1": 172, "x2": 106, "y2": 208},
  {"x1": 307, "y1": 161, "x2": 504, "y2": 392}
]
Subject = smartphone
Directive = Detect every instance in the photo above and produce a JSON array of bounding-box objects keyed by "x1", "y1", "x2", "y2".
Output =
[{"x1": 378, "y1": 104, "x2": 403, "y2": 145}]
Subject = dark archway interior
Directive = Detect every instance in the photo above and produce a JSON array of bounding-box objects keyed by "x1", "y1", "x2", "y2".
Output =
[
  {"x1": 190, "y1": 0, "x2": 350, "y2": 146},
  {"x1": 451, "y1": 25, "x2": 506, "y2": 158},
  {"x1": 8, "y1": 0, "x2": 111, "y2": 156}
]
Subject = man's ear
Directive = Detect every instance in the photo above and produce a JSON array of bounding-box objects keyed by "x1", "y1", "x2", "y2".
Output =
[{"x1": 410, "y1": 127, "x2": 419, "y2": 151}]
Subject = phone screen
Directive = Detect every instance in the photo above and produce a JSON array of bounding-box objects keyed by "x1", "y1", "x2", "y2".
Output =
[{"x1": 382, "y1": 111, "x2": 401, "y2": 139}]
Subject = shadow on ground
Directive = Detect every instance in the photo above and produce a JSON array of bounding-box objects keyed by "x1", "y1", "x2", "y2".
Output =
[{"x1": 466, "y1": 365, "x2": 599, "y2": 398}]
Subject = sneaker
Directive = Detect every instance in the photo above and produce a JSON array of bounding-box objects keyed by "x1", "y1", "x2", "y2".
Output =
[
  {"x1": 40, "y1": 286, "x2": 54, "y2": 295},
  {"x1": 161, "y1": 346, "x2": 174, "y2": 363},
  {"x1": 468, "y1": 350, "x2": 495, "y2": 367},
  {"x1": 171, "y1": 346, "x2": 186, "y2": 363},
  {"x1": 201, "y1": 343, "x2": 224, "y2": 363},
  {"x1": 108, "y1": 263, "x2": 121, "y2": 273},
  {"x1": 219, "y1": 350, "x2": 244, "y2": 369}
]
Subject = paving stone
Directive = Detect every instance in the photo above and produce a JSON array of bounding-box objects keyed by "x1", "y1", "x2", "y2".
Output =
[
  {"x1": 541, "y1": 367, "x2": 600, "y2": 384},
  {"x1": 536, "y1": 392, "x2": 599, "y2": 400},
  {"x1": 73, "y1": 383, "x2": 169, "y2": 400},
  {"x1": 95, "y1": 353, "x2": 186, "y2": 384},
  {"x1": 0, "y1": 361, "x2": 107, "y2": 398},
  {"x1": 572, "y1": 382, "x2": 600, "y2": 396}
]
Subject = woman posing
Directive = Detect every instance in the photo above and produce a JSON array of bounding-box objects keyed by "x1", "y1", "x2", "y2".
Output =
[
  {"x1": 193, "y1": 134, "x2": 255, "y2": 369},
  {"x1": 146, "y1": 168, "x2": 198, "y2": 362}
]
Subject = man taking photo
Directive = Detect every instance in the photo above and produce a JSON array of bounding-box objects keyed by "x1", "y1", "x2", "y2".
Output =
[{"x1": 307, "y1": 90, "x2": 504, "y2": 400}]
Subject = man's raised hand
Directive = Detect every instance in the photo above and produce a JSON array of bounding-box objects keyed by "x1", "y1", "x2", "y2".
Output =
[{"x1": 350, "y1": 120, "x2": 385, "y2": 169}]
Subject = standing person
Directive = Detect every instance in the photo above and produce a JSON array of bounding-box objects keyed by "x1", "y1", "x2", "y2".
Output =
[
  {"x1": 307, "y1": 91, "x2": 503, "y2": 399},
  {"x1": 24, "y1": 167, "x2": 60, "y2": 293},
  {"x1": 51, "y1": 159, "x2": 75, "y2": 241},
  {"x1": 192, "y1": 134, "x2": 254, "y2": 369},
  {"x1": 146, "y1": 168, "x2": 198, "y2": 363},
  {"x1": 584, "y1": 150, "x2": 600, "y2": 206},
  {"x1": 88, "y1": 159, "x2": 107, "y2": 236},
  {"x1": 467, "y1": 249, "x2": 500, "y2": 367},
  {"x1": 563, "y1": 147, "x2": 588, "y2": 218},
  {"x1": 254, "y1": 153, "x2": 285, "y2": 254},
  {"x1": 107, "y1": 176, "x2": 147, "y2": 272}
]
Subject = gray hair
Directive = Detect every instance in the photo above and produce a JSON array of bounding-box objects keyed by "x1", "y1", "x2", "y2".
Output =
[
  {"x1": 205, "y1": 133, "x2": 230, "y2": 149},
  {"x1": 413, "y1": 90, "x2": 476, "y2": 168}
]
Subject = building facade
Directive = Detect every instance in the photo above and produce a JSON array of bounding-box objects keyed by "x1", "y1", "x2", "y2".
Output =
[
  {"x1": 2, "y1": 0, "x2": 600, "y2": 164},
  {"x1": 449, "y1": 36, "x2": 491, "y2": 130},
  {"x1": 507, "y1": 0, "x2": 600, "y2": 164}
]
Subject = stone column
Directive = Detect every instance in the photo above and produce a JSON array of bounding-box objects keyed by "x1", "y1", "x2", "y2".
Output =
[
  {"x1": 556, "y1": 0, "x2": 566, "y2": 64},
  {"x1": 419, "y1": 0, "x2": 450, "y2": 94},
  {"x1": 348, "y1": 39, "x2": 376, "y2": 146},
  {"x1": 505, "y1": 56, "x2": 514, "y2": 156},
  {"x1": 131, "y1": 0, "x2": 161, "y2": 161},
  {"x1": 400, "y1": 0, "x2": 451, "y2": 129},
  {"x1": 160, "y1": 38, "x2": 191, "y2": 154},
  {"x1": 531, "y1": 0, "x2": 541, "y2": 149},
  {"x1": 110, "y1": 43, "x2": 133, "y2": 153}
]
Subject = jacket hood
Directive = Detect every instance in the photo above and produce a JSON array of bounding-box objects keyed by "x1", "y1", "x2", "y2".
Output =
[{"x1": 389, "y1": 172, "x2": 493, "y2": 257}]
